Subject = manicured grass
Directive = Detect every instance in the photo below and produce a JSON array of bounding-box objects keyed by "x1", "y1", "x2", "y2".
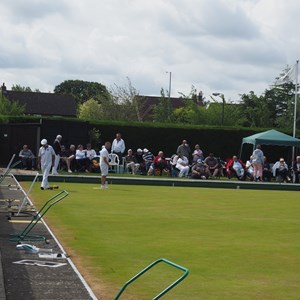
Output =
[{"x1": 24, "y1": 182, "x2": 300, "y2": 299}]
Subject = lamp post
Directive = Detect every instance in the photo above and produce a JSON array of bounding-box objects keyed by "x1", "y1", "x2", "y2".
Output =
[
  {"x1": 212, "y1": 92, "x2": 225, "y2": 125},
  {"x1": 165, "y1": 71, "x2": 172, "y2": 121},
  {"x1": 166, "y1": 71, "x2": 172, "y2": 101}
]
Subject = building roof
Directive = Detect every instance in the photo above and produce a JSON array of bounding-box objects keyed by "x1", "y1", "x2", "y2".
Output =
[
  {"x1": 2, "y1": 89, "x2": 77, "y2": 117},
  {"x1": 136, "y1": 95, "x2": 190, "y2": 121}
]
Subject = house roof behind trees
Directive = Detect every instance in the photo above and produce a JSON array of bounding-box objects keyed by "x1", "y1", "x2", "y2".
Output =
[
  {"x1": 2, "y1": 87, "x2": 77, "y2": 117},
  {"x1": 136, "y1": 95, "x2": 187, "y2": 121}
]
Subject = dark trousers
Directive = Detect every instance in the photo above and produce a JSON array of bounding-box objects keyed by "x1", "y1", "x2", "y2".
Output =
[{"x1": 112, "y1": 151, "x2": 123, "y2": 164}]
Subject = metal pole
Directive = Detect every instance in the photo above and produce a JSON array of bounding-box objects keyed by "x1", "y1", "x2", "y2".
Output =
[
  {"x1": 168, "y1": 71, "x2": 172, "y2": 101},
  {"x1": 293, "y1": 60, "x2": 298, "y2": 138},
  {"x1": 292, "y1": 60, "x2": 299, "y2": 161},
  {"x1": 221, "y1": 95, "x2": 225, "y2": 126}
]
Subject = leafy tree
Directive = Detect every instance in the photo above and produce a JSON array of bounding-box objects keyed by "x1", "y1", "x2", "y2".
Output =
[
  {"x1": 11, "y1": 84, "x2": 40, "y2": 92},
  {"x1": 267, "y1": 82, "x2": 297, "y2": 130},
  {"x1": 109, "y1": 77, "x2": 143, "y2": 121},
  {"x1": 0, "y1": 94, "x2": 25, "y2": 116},
  {"x1": 239, "y1": 91, "x2": 274, "y2": 127},
  {"x1": 223, "y1": 103, "x2": 244, "y2": 126},
  {"x1": 172, "y1": 85, "x2": 206, "y2": 124},
  {"x1": 88, "y1": 128, "x2": 101, "y2": 149},
  {"x1": 172, "y1": 105, "x2": 197, "y2": 124},
  {"x1": 153, "y1": 88, "x2": 172, "y2": 122},
  {"x1": 54, "y1": 80, "x2": 111, "y2": 105},
  {"x1": 78, "y1": 98, "x2": 103, "y2": 120},
  {"x1": 236, "y1": 64, "x2": 299, "y2": 129}
]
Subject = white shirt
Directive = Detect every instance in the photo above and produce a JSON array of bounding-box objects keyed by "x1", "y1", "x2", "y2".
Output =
[
  {"x1": 38, "y1": 145, "x2": 55, "y2": 167},
  {"x1": 233, "y1": 160, "x2": 243, "y2": 169},
  {"x1": 111, "y1": 138, "x2": 125, "y2": 154},
  {"x1": 176, "y1": 156, "x2": 189, "y2": 169},
  {"x1": 86, "y1": 149, "x2": 97, "y2": 160},
  {"x1": 100, "y1": 147, "x2": 109, "y2": 166},
  {"x1": 76, "y1": 149, "x2": 86, "y2": 160}
]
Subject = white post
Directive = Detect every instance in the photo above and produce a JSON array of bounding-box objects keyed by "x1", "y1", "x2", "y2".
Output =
[
  {"x1": 293, "y1": 60, "x2": 299, "y2": 138},
  {"x1": 168, "y1": 71, "x2": 172, "y2": 101},
  {"x1": 292, "y1": 60, "x2": 299, "y2": 162}
]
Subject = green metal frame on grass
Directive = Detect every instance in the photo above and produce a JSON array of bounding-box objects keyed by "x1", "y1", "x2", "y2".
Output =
[
  {"x1": 114, "y1": 258, "x2": 189, "y2": 299},
  {"x1": 10, "y1": 190, "x2": 69, "y2": 243}
]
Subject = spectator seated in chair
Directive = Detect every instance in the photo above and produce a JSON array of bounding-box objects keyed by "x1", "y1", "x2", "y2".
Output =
[
  {"x1": 292, "y1": 156, "x2": 300, "y2": 183},
  {"x1": 19, "y1": 144, "x2": 35, "y2": 170},
  {"x1": 60, "y1": 144, "x2": 75, "y2": 173},
  {"x1": 226, "y1": 155, "x2": 246, "y2": 180},
  {"x1": 124, "y1": 149, "x2": 140, "y2": 175},
  {"x1": 272, "y1": 158, "x2": 291, "y2": 182},
  {"x1": 204, "y1": 153, "x2": 222, "y2": 178},
  {"x1": 75, "y1": 144, "x2": 90, "y2": 172},
  {"x1": 90, "y1": 156, "x2": 101, "y2": 173},
  {"x1": 85, "y1": 143, "x2": 97, "y2": 172},
  {"x1": 175, "y1": 154, "x2": 190, "y2": 177},
  {"x1": 170, "y1": 154, "x2": 179, "y2": 177},
  {"x1": 263, "y1": 156, "x2": 272, "y2": 182},
  {"x1": 86, "y1": 143, "x2": 97, "y2": 161},
  {"x1": 192, "y1": 144, "x2": 204, "y2": 163},
  {"x1": 191, "y1": 159, "x2": 210, "y2": 179},
  {"x1": 245, "y1": 156, "x2": 254, "y2": 181},
  {"x1": 134, "y1": 148, "x2": 146, "y2": 175},
  {"x1": 153, "y1": 151, "x2": 170, "y2": 176},
  {"x1": 142, "y1": 148, "x2": 154, "y2": 175}
]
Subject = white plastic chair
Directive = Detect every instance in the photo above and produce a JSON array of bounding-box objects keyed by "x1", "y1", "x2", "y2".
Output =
[{"x1": 108, "y1": 153, "x2": 120, "y2": 173}]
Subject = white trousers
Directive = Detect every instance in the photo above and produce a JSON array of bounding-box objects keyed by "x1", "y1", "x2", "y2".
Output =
[
  {"x1": 177, "y1": 165, "x2": 190, "y2": 177},
  {"x1": 52, "y1": 154, "x2": 60, "y2": 175},
  {"x1": 41, "y1": 164, "x2": 51, "y2": 189}
]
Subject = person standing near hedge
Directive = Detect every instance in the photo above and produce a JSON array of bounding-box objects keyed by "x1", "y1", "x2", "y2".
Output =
[
  {"x1": 111, "y1": 133, "x2": 125, "y2": 164},
  {"x1": 38, "y1": 139, "x2": 56, "y2": 190},
  {"x1": 251, "y1": 144, "x2": 264, "y2": 182},
  {"x1": 100, "y1": 142, "x2": 111, "y2": 189},
  {"x1": 52, "y1": 134, "x2": 62, "y2": 175},
  {"x1": 176, "y1": 140, "x2": 191, "y2": 163}
]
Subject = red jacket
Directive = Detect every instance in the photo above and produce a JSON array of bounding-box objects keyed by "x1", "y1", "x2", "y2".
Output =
[
  {"x1": 226, "y1": 158, "x2": 246, "y2": 171},
  {"x1": 154, "y1": 155, "x2": 167, "y2": 167}
]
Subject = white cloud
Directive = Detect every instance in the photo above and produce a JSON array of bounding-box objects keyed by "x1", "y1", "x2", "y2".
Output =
[{"x1": 0, "y1": 0, "x2": 299, "y2": 102}]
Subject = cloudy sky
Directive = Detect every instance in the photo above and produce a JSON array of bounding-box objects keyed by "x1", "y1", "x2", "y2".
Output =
[{"x1": 0, "y1": 0, "x2": 299, "y2": 102}]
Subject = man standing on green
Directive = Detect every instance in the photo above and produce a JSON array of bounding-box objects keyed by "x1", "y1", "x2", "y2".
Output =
[
  {"x1": 100, "y1": 142, "x2": 111, "y2": 189},
  {"x1": 38, "y1": 139, "x2": 56, "y2": 190}
]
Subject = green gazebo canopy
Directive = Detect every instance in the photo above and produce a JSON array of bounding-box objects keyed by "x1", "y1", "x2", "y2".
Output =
[{"x1": 242, "y1": 129, "x2": 300, "y2": 147}]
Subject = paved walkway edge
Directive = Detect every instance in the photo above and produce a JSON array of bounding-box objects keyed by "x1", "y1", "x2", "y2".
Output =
[
  {"x1": 14, "y1": 174, "x2": 98, "y2": 300},
  {"x1": 40, "y1": 213, "x2": 98, "y2": 300},
  {"x1": 0, "y1": 250, "x2": 6, "y2": 300}
]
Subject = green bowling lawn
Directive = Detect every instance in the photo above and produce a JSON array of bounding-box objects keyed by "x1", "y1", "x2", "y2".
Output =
[{"x1": 25, "y1": 182, "x2": 300, "y2": 299}]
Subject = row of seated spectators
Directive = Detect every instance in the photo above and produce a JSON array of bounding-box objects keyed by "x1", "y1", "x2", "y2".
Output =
[
  {"x1": 123, "y1": 148, "x2": 300, "y2": 183},
  {"x1": 56, "y1": 143, "x2": 300, "y2": 183},
  {"x1": 59, "y1": 143, "x2": 101, "y2": 173},
  {"x1": 18, "y1": 143, "x2": 99, "y2": 173},
  {"x1": 229, "y1": 155, "x2": 300, "y2": 183},
  {"x1": 18, "y1": 142, "x2": 300, "y2": 183}
]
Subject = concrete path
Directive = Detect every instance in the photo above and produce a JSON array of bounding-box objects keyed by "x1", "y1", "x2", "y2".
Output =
[{"x1": 0, "y1": 175, "x2": 97, "y2": 300}]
